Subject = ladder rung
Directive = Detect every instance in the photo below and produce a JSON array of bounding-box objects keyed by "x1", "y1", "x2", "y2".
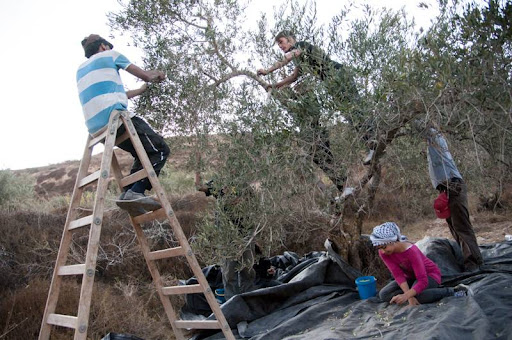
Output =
[
  {"x1": 47, "y1": 313, "x2": 77, "y2": 329},
  {"x1": 174, "y1": 320, "x2": 222, "y2": 329},
  {"x1": 119, "y1": 169, "x2": 148, "y2": 188},
  {"x1": 68, "y1": 215, "x2": 93, "y2": 230},
  {"x1": 58, "y1": 264, "x2": 86, "y2": 276},
  {"x1": 78, "y1": 170, "x2": 101, "y2": 188},
  {"x1": 88, "y1": 130, "x2": 108, "y2": 148},
  {"x1": 148, "y1": 247, "x2": 185, "y2": 260},
  {"x1": 132, "y1": 208, "x2": 166, "y2": 224},
  {"x1": 162, "y1": 284, "x2": 204, "y2": 295},
  {"x1": 115, "y1": 131, "x2": 130, "y2": 145},
  {"x1": 88, "y1": 117, "x2": 123, "y2": 147}
]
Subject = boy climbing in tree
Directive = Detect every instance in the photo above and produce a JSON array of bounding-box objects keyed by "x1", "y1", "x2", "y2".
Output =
[
  {"x1": 257, "y1": 31, "x2": 358, "y2": 102},
  {"x1": 258, "y1": 31, "x2": 375, "y2": 196}
]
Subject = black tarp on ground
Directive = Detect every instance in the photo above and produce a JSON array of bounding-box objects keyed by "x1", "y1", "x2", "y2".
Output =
[{"x1": 189, "y1": 238, "x2": 512, "y2": 340}]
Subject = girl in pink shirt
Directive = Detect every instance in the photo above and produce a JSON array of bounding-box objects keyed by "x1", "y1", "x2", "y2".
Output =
[{"x1": 371, "y1": 222, "x2": 471, "y2": 306}]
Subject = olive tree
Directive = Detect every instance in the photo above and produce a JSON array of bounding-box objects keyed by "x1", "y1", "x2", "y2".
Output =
[{"x1": 109, "y1": 0, "x2": 511, "y2": 268}]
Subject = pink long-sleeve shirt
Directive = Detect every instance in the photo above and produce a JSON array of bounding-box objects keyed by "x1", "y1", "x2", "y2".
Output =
[{"x1": 379, "y1": 244, "x2": 442, "y2": 295}]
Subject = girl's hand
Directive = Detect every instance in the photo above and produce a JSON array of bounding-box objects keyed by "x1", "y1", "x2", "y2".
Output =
[
  {"x1": 390, "y1": 294, "x2": 408, "y2": 305},
  {"x1": 408, "y1": 297, "x2": 420, "y2": 306}
]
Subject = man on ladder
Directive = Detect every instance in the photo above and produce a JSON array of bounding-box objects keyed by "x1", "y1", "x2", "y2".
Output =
[
  {"x1": 39, "y1": 34, "x2": 235, "y2": 340},
  {"x1": 77, "y1": 34, "x2": 170, "y2": 216}
]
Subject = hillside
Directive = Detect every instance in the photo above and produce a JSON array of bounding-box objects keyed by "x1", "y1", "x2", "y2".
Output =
[{"x1": 16, "y1": 137, "x2": 196, "y2": 198}]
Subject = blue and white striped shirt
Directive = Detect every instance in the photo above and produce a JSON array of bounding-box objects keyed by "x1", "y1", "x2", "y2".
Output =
[{"x1": 76, "y1": 50, "x2": 132, "y2": 133}]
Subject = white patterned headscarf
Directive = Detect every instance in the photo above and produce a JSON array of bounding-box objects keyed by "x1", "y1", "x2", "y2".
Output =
[{"x1": 370, "y1": 222, "x2": 407, "y2": 247}]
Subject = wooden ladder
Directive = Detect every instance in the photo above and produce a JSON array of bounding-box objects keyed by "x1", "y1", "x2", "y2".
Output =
[{"x1": 39, "y1": 110, "x2": 235, "y2": 340}]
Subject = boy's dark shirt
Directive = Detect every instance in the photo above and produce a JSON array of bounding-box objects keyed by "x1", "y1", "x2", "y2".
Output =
[
  {"x1": 291, "y1": 41, "x2": 343, "y2": 81},
  {"x1": 290, "y1": 41, "x2": 359, "y2": 104}
]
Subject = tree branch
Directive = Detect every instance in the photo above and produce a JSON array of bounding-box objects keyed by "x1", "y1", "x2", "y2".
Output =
[{"x1": 210, "y1": 70, "x2": 270, "y2": 89}]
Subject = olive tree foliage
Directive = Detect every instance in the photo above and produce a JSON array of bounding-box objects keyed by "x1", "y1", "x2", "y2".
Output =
[
  {"x1": 109, "y1": 0, "x2": 511, "y2": 264},
  {"x1": 416, "y1": 0, "x2": 512, "y2": 198},
  {"x1": 109, "y1": 0, "x2": 333, "y2": 261}
]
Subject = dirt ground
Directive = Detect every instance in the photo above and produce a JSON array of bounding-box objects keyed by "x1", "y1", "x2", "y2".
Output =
[{"x1": 399, "y1": 211, "x2": 512, "y2": 244}]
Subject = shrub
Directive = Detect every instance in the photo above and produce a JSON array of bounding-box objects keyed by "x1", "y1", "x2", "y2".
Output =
[
  {"x1": 0, "y1": 170, "x2": 34, "y2": 209},
  {"x1": 158, "y1": 166, "x2": 196, "y2": 196}
]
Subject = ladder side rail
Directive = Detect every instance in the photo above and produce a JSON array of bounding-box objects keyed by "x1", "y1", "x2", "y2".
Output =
[
  {"x1": 110, "y1": 150, "x2": 125, "y2": 192},
  {"x1": 119, "y1": 113, "x2": 235, "y2": 340},
  {"x1": 39, "y1": 135, "x2": 95, "y2": 340},
  {"x1": 164, "y1": 213, "x2": 234, "y2": 339},
  {"x1": 114, "y1": 112, "x2": 187, "y2": 340},
  {"x1": 74, "y1": 112, "x2": 121, "y2": 340},
  {"x1": 130, "y1": 221, "x2": 188, "y2": 340}
]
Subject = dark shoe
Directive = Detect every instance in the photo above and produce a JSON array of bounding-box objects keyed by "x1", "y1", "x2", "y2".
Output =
[
  {"x1": 122, "y1": 205, "x2": 147, "y2": 217},
  {"x1": 363, "y1": 149, "x2": 375, "y2": 165},
  {"x1": 454, "y1": 284, "x2": 473, "y2": 297},
  {"x1": 116, "y1": 189, "x2": 161, "y2": 215},
  {"x1": 116, "y1": 191, "x2": 147, "y2": 216},
  {"x1": 118, "y1": 191, "x2": 126, "y2": 200},
  {"x1": 339, "y1": 187, "x2": 355, "y2": 200}
]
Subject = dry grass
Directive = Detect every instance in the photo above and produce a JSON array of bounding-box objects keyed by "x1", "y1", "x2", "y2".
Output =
[{"x1": 0, "y1": 278, "x2": 175, "y2": 340}]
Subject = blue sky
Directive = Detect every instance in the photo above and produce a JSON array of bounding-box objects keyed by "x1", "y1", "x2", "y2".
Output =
[{"x1": 0, "y1": 0, "x2": 437, "y2": 170}]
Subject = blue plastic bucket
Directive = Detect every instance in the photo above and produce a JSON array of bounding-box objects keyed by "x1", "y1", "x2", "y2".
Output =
[
  {"x1": 215, "y1": 288, "x2": 226, "y2": 304},
  {"x1": 355, "y1": 276, "x2": 377, "y2": 299}
]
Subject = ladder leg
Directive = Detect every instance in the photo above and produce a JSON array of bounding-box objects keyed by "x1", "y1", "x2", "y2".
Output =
[
  {"x1": 131, "y1": 221, "x2": 188, "y2": 340},
  {"x1": 74, "y1": 113, "x2": 121, "y2": 340},
  {"x1": 39, "y1": 135, "x2": 94, "y2": 340},
  {"x1": 39, "y1": 137, "x2": 92, "y2": 340},
  {"x1": 39, "y1": 112, "x2": 122, "y2": 340},
  {"x1": 118, "y1": 113, "x2": 235, "y2": 340}
]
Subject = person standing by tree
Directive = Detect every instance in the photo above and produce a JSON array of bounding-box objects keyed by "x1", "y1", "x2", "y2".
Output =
[
  {"x1": 424, "y1": 126, "x2": 483, "y2": 271},
  {"x1": 77, "y1": 34, "x2": 170, "y2": 215},
  {"x1": 198, "y1": 180, "x2": 258, "y2": 300}
]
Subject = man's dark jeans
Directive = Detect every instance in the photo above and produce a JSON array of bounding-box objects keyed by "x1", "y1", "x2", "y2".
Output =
[
  {"x1": 445, "y1": 179, "x2": 483, "y2": 271},
  {"x1": 117, "y1": 116, "x2": 170, "y2": 193}
]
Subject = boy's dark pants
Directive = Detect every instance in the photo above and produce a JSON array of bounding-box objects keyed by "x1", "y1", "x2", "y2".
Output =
[
  {"x1": 446, "y1": 179, "x2": 483, "y2": 271},
  {"x1": 379, "y1": 277, "x2": 451, "y2": 304},
  {"x1": 294, "y1": 90, "x2": 346, "y2": 192},
  {"x1": 117, "y1": 116, "x2": 170, "y2": 192}
]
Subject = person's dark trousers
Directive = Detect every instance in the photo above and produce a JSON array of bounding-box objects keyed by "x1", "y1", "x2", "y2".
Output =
[
  {"x1": 222, "y1": 245, "x2": 257, "y2": 301},
  {"x1": 295, "y1": 92, "x2": 346, "y2": 193},
  {"x1": 379, "y1": 277, "x2": 452, "y2": 304},
  {"x1": 116, "y1": 116, "x2": 170, "y2": 193},
  {"x1": 311, "y1": 127, "x2": 346, "y2": 193},
  {"x1": 327, "y1": 67, "x2": 376, "y2": 149},
  {"x1": 446, "y1": 178, "x2": 483, "y2": 271}
]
